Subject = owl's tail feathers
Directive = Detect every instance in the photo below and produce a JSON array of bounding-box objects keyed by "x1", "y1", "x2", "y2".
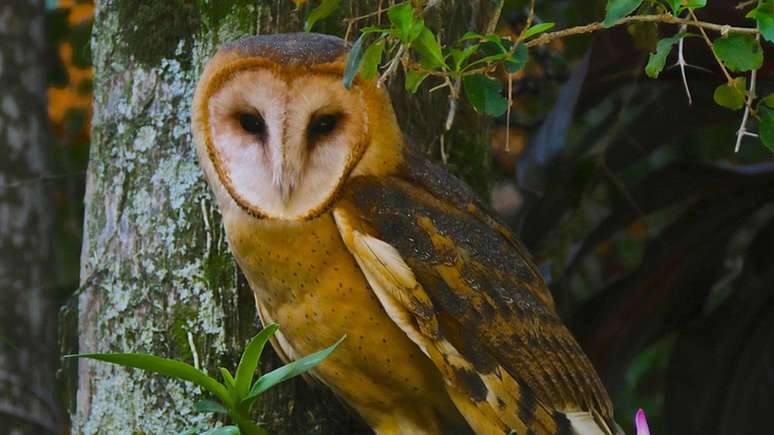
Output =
[{"x1": 564, "y1": 411, "x2": 625, "y2": 435}]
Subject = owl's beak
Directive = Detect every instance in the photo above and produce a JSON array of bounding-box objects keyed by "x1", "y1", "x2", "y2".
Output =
[
  {"x1": 277, "y1": 156, "x2": 298, "y2": 206},
  {"x1": 272, "y1": 135, "x2": 301, "y2": 207},
  {"x1": 279, "y1": 177, "x2": 293, "y2": 204}
]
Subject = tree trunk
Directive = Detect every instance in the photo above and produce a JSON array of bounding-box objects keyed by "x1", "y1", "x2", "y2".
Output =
[
  {"x1": 64, "y1": 1, "x2": 497, "y2": 434},
  {"x1": 0, "y1": 0, "x2": 61, "y2": 433}
]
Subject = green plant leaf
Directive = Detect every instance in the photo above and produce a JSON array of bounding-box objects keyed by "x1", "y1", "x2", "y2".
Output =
[
  {"x1": 450, "y1": 45, "x2": 479, "y2": 71},
  {"x1": 463, "y1": 38, "x2": 511, "y2": 70},
  {"x1": 194, "y1": 399, "x2": 229, "y2": 415},
  {"x1": 645, "y1": 33, "x2": 686, "y2": 78},
  {"x1": 406, "y1": 20, "x2": 427, "y2": 46},
  {"x1": 219, "y1": 367, "x2": 236, "y2": 390},
  {"x1": 360, "y1": 39, "x2": 385, "y2": 80},
  {"x1": 243, "y1": 336, "x2": 345, "y2": 402},
  {"x1": 200, "y1": 426, "x2": 241, "y2": 435},
  {"x1": 762, "y1": 93, "x2": 774, "y2": 108},
  {"x1": 404, "y1": 69, "x2": 429, "y2": 93},
  {"x1": 359, "y1": 26, "x2": 390, "y2": 34},
  {"x1": 414, "y1": 27, "x2": 445, "y2": 68},
  {"x1": 747, "y1": 0, "x2": 774, "y2": 42},
  {"x1": 463, "y1": 74, "x2": 508, "y2": 116},
  {"x1": 665, "y1": 0, "x2": 680, "y2": 14},
  {"x1": 603, "y1": 0, "x2": 644, "y2": 27},
  {"x1": 343, "y1": 33, "x2": 366, "y2": 89},
  {"x1": 481, "y1": 34, "x2": 507, "y2": 51},
  {"x1": 713, "y1": 77, "x2": 747, "y2": 110},
  {"x1": 505, "y1": 43, "x2": 528, "y2": 73},
  {"x1": 522, "y1": 22, "x2": 555, "y2": 39},
  {"x1": 666, "y1": 0, "x2": 705, "y2": 13},
  {"x1": 65, "y1": 353, "x2": 230, "y2": 405},
  {"x1": 460, "y1": 31, "x2": 484, "y2": 41},
  {"x1": 303, "y1": 0, "x2": 341, "y2": 32},
  {"x1": 713, "y1": 34, "x2": 763, "y2": 72},
  {"x1": 234, "y1": 324, "x2": 278, "y2": 400},
  {"x1": 389, "y1": 2, "x2": 420, "y2": 44},
  {"x1": 759, "y1": 105, "x2": 774, "y2": 152}
]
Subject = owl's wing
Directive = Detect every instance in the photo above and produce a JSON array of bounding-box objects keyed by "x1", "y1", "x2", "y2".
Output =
[{"x1": 333, "y1": 174, "x2": 616, "y2": 435}]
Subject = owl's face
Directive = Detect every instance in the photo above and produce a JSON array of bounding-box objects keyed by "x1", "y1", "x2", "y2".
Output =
[{"x1": 194, "y1": 34, "x2": 401, "y2": 221}]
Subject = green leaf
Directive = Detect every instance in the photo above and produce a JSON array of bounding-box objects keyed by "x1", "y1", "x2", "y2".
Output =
[
  {"x1": 405, "y1": 69, "x2": 429, "y2": 93},
  {"x1": 359, "y1": 26, "x2": 390, "y2": 34},
  {"x1": 713, "y1": 77, "x2": 747, "y2": 110},
  {"x1": 603, "y1": 0, "x2": 644, "y2": 27},
  {"x1": 462, "y1": 39, "x2": 512, "y2": 71},
  {"x1": 414, "y1": 27, "x2": 445, "y2": 68},
  {"x1": 686, "y1": 0, "x2": 707, "y2": 9},
  {"x1": 747, "y1": 0, "x2": 774, "y2": 42},
  {"x1": 666, "y1": 0, "x2": 705, "y2": 13},
  {"x1": 65, "y1": 353, "x2": 230, "y2": 405},
  {"x1": 360, "y1": 39, "x2": 385, "y2": 80},
  {"x1": 713, "y1": 34, "x2": 763, "y2": 72},
  {"x1": 759, "y1": 105, "x2": 774, "y2": 152},
  {"x1": 243, "y1": 336, "x2": 345, "y2": 402},
  {"x1": 645, "y1": 33, "x2": 686, "y2": 78},
  {"x1": 460, "y1": 31, "x2": 484, "y2": 41},
  {"x1": 389, "y1": 2, "x2": 421, "y2": 44},
  {"x1": 343, "y1": 33, "x2": 366, "y2": 89},
  {"x1": 194, "y1": 399, "x2": 229, "y2": 415},
  {"x1": 200, "y1": 426, "x2": 241, "y2": 435},
  {"x1": 665, "y1": 0, "x2": 681, "y2": 14},
  {"x1": 219, "y1": 367, "x2": 236, "y2": 389},
  {"x1": 505, "y1": 43, "x2": 528, "y2": 73},
  {"x1": 234, "y1": 324, "x2": 278, "y2": 400},
  {"x1": 450, "y1": 45, "x2": 479, "y2": 71},
  {"x1": 303, "y1": 0, "x2": 341, "y2": 32},
  {"x1": 522, "y1": 22, "x2": 555, "y2": 40},
  {"x1": 762, "y1": 93, "x2": 774, "y2": 108},
  {"x1": 463, "y1": 74, "x2": 509, "y2": 116},
  {"x1": 484, "y1": 34, "x2": 507, "y2": 48},
  {"x1": 406, "y1": 20, "x2": 427, "y2": 46}
]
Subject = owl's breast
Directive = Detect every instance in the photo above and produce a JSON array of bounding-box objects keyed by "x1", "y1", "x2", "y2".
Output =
[
  {"x1": 225, "y1": 212, "x2": 354, "y2": 315},
  {"x1": 221, "y1": 209, "x2": 454, "y2": 421}
]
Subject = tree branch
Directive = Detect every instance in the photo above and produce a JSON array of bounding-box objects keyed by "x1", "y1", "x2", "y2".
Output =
[
  {"x1": 526, "y1": 13, "x2": 758, "y2": 48},
  {"x1": 735, "y1": 35, "x2": 760, "y2": 153},
  {"x1": 687, "y1": 9, "x2": 734, "y2": 84},
  {"x1": 676, "y1": 24, "x2": 693, "y2": 105}
]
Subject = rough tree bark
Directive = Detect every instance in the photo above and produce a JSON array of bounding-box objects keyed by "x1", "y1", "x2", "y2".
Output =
[
  {"x1": 0, "y1": 0, "x2": 61, "y2": 433},
  {"x1": 64, "y1": 1, "x2": 498, "y2": 434}
]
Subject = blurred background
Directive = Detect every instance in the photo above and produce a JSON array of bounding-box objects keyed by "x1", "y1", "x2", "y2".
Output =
[{"x1": 2, "y1": 0, "x2": 773, "y2": 433}]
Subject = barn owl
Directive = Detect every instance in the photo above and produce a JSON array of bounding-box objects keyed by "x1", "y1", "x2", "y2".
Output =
[{"x1": 193, "y1": 33, "x2": 620, "y2": 435}]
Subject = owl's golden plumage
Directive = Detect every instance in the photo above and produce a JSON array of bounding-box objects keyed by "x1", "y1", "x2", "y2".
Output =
[{"x1": 193, "y1": 33, "x2": 619, "y2": 435}]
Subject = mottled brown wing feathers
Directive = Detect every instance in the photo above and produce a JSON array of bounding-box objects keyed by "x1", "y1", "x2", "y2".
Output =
[
  {"x1": 334, "y1": 173, "x2": 614, "y2": 434},
  {"x1": 400, "y1": 146, "x2": 556, "y2": 309}
]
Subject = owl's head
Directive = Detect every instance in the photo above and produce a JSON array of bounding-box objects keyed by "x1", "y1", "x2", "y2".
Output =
[{"x1": 193, "y1": 33, "x2": 403, "y2": 221}]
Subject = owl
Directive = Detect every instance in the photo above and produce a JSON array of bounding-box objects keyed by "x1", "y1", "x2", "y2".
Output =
[{"x1": 193, "y1": 33, "x2": 620, "y2": 435}]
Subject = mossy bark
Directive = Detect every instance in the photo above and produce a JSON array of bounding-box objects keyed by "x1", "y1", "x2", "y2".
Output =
[
  {"x1": 0, "y1": 0, "x2": 61, "y2": 433},
  {"x1": 65, "y1": 1, "x2": 497, "y2": 434}
]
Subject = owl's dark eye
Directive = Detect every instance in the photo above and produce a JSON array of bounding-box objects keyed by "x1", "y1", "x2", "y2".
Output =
[
  {"x1": 308, "y1": 114, "x2": 339, "y2": 139},
  {"x1": 238, "y1": 113, "x2": 266, "y2": 137}
]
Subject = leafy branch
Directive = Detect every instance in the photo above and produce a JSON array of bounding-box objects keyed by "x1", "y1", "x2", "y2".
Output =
[{"x1": 525, "y1": 13, "x2": 758, "y2": 49}]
